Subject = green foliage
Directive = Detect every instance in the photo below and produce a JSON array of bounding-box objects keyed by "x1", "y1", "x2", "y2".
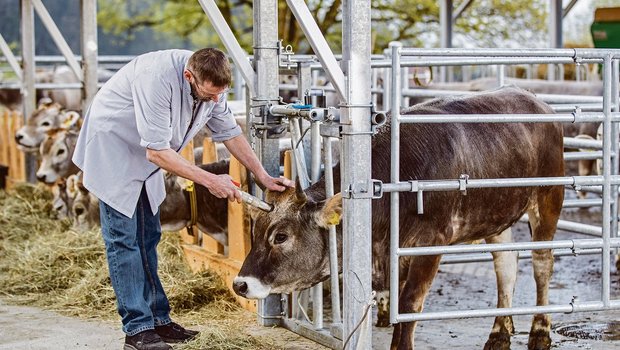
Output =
[{"x1": 97, "y1": 0, "x2": 549, "y2": 54}]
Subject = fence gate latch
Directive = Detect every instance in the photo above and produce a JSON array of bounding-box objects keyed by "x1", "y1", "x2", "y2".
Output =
[
  {"x1": 344, "y1": 181, "x2": 378, "y2": 199},
  {"x1": 459, "y1": 174, "x2": 469, "y2": 196}
]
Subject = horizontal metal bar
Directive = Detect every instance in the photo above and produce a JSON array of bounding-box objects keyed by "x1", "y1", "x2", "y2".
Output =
[
  {"x1": 552, "y1": 104, "x2": 605, "y2": 112},
  {"x1": 398, "y1": 112, "x2": 620, "y2": 124},
  {"x1": 400, "y1": 47, "x2": 620, "y2": 59},
  {"x1": 279, "y1": 318, "x2": 341, "y2": 349},
  {"x1": 564, "y1": 151, "x2": 603, "y2": 161},
  {"x1": 440, "y1": 248, "x2": 603, "y2": 264},
  {"x1": 0, "y1": 55, "x2": 136, "y2": 63},
  {"x1": 564, "y1": 137, "x2": 603, "y2": 150},
  {"x1": 379, "y1": 176, "x2": 616, "y2": 194},
  {"x1": 402, "y1": 88, "x2": 606, "y2": 105},
  {"x1": 397, "y1": 238, "x2": 619, "y2": 257},
  {"x1": 398, "y1": 57, "x2": 590, "y2": 67},
  {"x1": 562, "y1": 198, "x2": 604, "y2": 208},
  {"x1": 397, "y1": 300, "x2": 618, "y2": 323}
]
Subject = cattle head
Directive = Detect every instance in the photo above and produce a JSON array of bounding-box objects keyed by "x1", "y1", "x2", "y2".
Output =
[
  {"x1": 36, "y1": 129, "x2": 80, "y2": 184},
  {"x1": 71, "y1": 176, "x2": 99, "y2": 230},
  {"x1": 14, "y1": 100, "x2": 80, "y2": 151},
  {"x1": 232, "y1": 184, "x2": 342, "y2": 299},
  {"x1": 51, "y1": 177, "x2": 72, "y2": 220}
]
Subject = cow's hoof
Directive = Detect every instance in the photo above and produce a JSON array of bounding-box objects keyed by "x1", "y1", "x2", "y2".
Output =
[
  {"x1": 527, "y1": 330, "x2": 551, "y2": 350},
  {"x1": 483, "y1": 331, "x2": 511, "y2": 350}
]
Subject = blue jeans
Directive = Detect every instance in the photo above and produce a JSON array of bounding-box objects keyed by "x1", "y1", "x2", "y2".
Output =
[{"x1": 99, "y1": 187, "x2": 171, "y2": 336}]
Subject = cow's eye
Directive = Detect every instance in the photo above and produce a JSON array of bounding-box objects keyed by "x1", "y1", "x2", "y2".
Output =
[
  {"x1": 274, "y1": 233, "x2": 288, "y2": 244},
  {"x1": 56, "y1": 149, "x2": 65, "y2": 156},
  {"x1": 40, "y1": 121, "x2": 51, "y2": 127}
]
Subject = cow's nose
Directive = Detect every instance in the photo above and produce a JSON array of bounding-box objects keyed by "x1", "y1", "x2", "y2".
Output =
[
  {"x1": 36, "y1": 174, "x2": 46, "y2": 182},
  {"x1": 232, "y1": 280, "x2": 248, "y2": 297},
  {"x1": 15, "y1": 134, "x2": 23, "y2": 142}
]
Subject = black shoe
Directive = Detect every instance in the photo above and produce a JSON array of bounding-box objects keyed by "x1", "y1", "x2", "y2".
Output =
[
  {"x1": 155, "y1": 322, "x2": 199, "y2": 343},
  {"x1": 124, "y1": 330, "x2": 172, "y2": 350}
]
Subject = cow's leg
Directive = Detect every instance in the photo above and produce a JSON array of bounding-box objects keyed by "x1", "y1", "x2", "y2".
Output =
[
  {"x1": 390, "y1": 255, "x2": 441, "y2": 350},
  {"x1": 483, "y1": 228, "x2": 518, "y2": 350},
  {"x1": 526, "y1": 188, "x2": 562, "y2": 350}
]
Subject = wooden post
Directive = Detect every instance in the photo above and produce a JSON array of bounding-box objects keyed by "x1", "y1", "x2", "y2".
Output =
[
  {"x1": 201, "y1": 137, "x2": 224, "y2": 254},
  {"x1": 0, "y1": 111, "x2": 9, "y2": 168},
  {"x1": 178, "y1": 140, "x2": 200, "y2": 245},
  {"x1": 10, "y1": 112, "x2": 25, "y2": 183},
  {"x1": 283, "y1": 150, "x2": 293, "y2": 180}
]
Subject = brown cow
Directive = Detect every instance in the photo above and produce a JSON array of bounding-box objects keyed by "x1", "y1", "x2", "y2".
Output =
[
  {"x1": 15, "y1": 100, "x2": 80, "y2": 151},
  {"x1": 233, "y1": 87, "x2": 564, "y2": 350},
  {"x1": 36, "y1": 128, "x2": 80, "y2": 184},
  {"x1": 57, "y1": 160, "x2": 231, "y2": 242},
  {"x1": 160, "y1": 160, "x2": 230, "y2": 245}
]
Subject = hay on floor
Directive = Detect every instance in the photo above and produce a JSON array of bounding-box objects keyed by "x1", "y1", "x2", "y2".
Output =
[{"x1": 0, "y1": 183, "x2": 283, "y2": 350}]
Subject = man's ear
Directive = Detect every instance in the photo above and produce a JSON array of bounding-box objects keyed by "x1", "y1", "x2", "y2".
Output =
[{"x1": 316, "y1": 193, "x2": 342, "y2": 228}]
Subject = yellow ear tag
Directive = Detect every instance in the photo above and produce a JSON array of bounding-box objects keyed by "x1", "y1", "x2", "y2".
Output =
[
  {"x1": 62, "y1": 118, "x2": 73, "y2": 128},
  {"x1": 327, "y1": 213, "x2": 341, "y2": 225}
]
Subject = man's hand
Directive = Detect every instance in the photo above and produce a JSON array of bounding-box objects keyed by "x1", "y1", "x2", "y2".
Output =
[
  {"x1": 256, "y1": 173, "x2": 295, "y2": 192},
  {"x1": 203, "y1": 173, "x2": 242, "y2": 203}
]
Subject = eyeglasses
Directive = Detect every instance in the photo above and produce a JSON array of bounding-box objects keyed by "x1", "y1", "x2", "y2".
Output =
[{"x1": 187, "y1": 70, "x2": 230, "y2": 102}]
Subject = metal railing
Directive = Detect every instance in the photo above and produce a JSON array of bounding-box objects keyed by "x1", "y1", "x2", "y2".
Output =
[{"x1": 388, "y1": 44, "x2": 620, "y2": 326}]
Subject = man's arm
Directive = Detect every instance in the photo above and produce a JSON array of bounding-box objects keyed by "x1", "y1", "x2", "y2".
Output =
[
  {"x1": 223, "y1": 134, "x2": 293, "y2": 191},
  {"x1": 146, "y1": 148, "x2": 241, "y2": 202}
]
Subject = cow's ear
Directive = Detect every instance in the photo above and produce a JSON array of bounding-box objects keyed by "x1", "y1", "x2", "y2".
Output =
[
  {"x1": 37, "y1": 97, "x2": 53, "y2": 109},
  {"x1": 60, "y1": 111, "x2": 80, "y2": 129},
  {"x1": 316, "y1": 193, "x2": 342, "y2": 228}
]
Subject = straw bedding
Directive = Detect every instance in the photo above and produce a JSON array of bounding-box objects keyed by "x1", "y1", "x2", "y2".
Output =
[{"x1": 0, "y1": 183, "x2": 280, "y2": 349}]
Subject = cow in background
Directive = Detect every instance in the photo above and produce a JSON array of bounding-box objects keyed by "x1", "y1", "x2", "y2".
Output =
[
  {"x1": 14, "y1": 99, "x2": 80, "y2": 151},
  {"x1": 233, "y1": 87, "x2": 564, "y2": 350},
  {"x1": 160, "y1": 160, "x2": 230, "y2": 245},
  {"x1": 36, "y1": 128, "x2": 80, "y2": 184}
]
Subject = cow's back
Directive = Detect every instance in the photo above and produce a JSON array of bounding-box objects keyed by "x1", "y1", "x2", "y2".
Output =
[{"x1": 369, "y1": 87, "x2": 564, "y2": 248}]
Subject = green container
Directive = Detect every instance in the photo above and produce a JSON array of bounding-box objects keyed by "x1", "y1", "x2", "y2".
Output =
[
  {"x1": 591, "y1": 22, "x2": 620, "y2": 48},
  {"x1": 591, "y1": 7, "x2": 620, "y2": 48}
]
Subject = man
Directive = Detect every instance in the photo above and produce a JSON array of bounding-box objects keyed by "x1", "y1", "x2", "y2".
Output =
[{"x1": 72, "y1": 48, "x2": 292, "y2": 350}]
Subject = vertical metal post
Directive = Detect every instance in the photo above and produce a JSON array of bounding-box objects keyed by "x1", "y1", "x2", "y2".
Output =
[
  {"x1": 323, "y1": 136, "x2": 342, "y2": 327},
  {"x1": 298, "y1": 61, "x2": 314, "y2": 174},
  {"x1": 611, "y1": 59, "x2": 619, "y2": 262},
  {"x1": 389, "y1": 41, "x2": 401, "y2": 326},
  {"x1": 601, "y1": 55, "x2": 612, "y2": 307},
  {"x1": 233, "y1": 65, "x2": 246, "y2": 101},
  {"x1": 341, "y1": 0, "x2": 373, "y2": 345},
  {"x1": 548, "y1": 0, "x2": 562, "y2": 80},
  {"x1": 497, "y1": 65, "x2": 505, "y2": 86},
  {"x1": 81, "y1": 0, "x2": 98, "y2": 111},
  {"x1": 401, "y1": 67, "x2": 409, "y2": 107},
  {"x1": 383, "y1": 67, "x2": 391, "y2": 111},
  {"x1": 439, "y1": 0, "x2": 453, "y2": 82},
  {"x1": 20, "y1": 0, "x2": 36, "y2": 183},
  {"x1": 253, "y1": 0, "x2": 282, "y2": 327}
]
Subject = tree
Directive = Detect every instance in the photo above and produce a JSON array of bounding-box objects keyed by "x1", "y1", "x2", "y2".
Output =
[{"x1": 97, "y1": 0, "x2": 549, "y2": 54}]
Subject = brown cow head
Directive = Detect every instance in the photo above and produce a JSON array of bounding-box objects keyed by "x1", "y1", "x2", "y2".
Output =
[
  {"x1": 36, "y1": 129, "x2": 80, "y2": 184},
  {"x1": 232, "y1": 184, "x2": 342, "y2": 299},
  {"x1": 14, "y1": 100, "x2": 80, "y2": 151},
  {"x1": 71, "y1": 175, "x2": 100, "y2": 230}
]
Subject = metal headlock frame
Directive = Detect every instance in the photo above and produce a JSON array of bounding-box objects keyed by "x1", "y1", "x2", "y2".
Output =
[{"x1": 388, "y1": 44, "x2": 620, "y2": 325}]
